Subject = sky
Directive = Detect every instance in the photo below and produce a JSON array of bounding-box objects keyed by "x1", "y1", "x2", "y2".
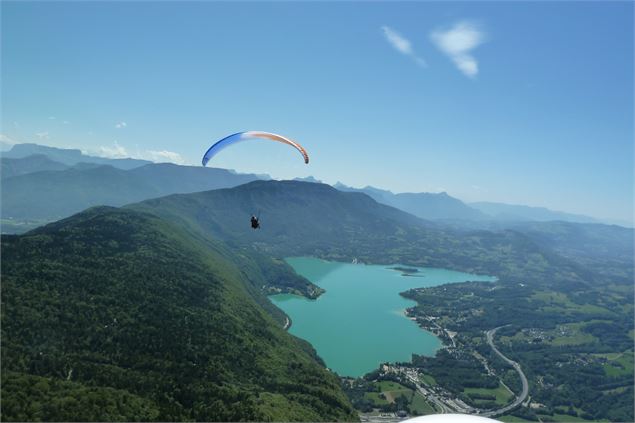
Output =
[{"x1": 1, "y1": 1, "x2": 633, "y2": 223}]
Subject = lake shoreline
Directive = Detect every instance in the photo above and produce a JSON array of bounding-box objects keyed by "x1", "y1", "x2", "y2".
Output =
[{"x1": 269, "y1": 257, "x2": 496, "y2": 378}]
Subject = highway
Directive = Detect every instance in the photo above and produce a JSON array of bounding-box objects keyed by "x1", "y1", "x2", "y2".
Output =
[
  {"x1": 361, "y1": 326, "x2": 529, "y2": 420},
  {"x1": 481, "y1": 326, "x2": 529, "y2": 418}
]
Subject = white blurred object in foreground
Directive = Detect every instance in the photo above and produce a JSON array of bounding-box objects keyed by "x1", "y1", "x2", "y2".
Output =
[{"x1": 405, "y1": 414, "x2": 499, "y2": 423}]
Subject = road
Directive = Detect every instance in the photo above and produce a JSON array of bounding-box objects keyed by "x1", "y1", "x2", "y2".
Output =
[
  {"x1": 412, "y1": 380, "x2": 451, "y2": 414},
  {"x1": 369, "y1": 327, "x2": 528, "y2": 419},
  {"x1": 481, "y1": 326, "x2": 529, "y2": 418},
  {"x1": 400, "y1": 367, "x2": 454, "y2": 414}
]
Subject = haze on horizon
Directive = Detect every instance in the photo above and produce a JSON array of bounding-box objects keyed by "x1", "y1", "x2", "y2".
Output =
[{"x1": 1, "y1": 1, "x2": 632, "y2": 223}]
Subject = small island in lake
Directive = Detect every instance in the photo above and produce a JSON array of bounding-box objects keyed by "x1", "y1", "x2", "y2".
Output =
[{"x1": 390, "y1": 266, "x2": 424, "y2": 277}]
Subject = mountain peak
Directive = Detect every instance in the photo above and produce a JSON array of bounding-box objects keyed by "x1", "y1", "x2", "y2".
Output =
[{"x1": 293, "y1": 176, "x2": 323, "y2": 183}]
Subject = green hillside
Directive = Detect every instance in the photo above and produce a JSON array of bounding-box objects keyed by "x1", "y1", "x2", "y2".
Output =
[
  {"x1": 128, "y1": 180, "x2": 592, "y2": 291},
  {"x1": 1, "y1": 207, "x2": 356, "y2": 421}
]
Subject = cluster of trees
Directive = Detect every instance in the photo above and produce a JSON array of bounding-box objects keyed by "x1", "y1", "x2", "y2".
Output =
[
  {"x1": 340, "y1": 379, "x2": 421, "y2": 416},
  {"x1": 505, "y1": 342, "x2": 633, "y2": 421},
  {"x1": 1, "y1": 372, "x2": 160, "y2": 421},
  {"x1": 412, "y1": 350, "x2": 498, "y2": 394}
]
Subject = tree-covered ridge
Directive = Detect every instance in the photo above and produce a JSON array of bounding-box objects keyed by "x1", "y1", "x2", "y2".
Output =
[
  {"x1": 129, "y1": 181, "x2": 598, "y2": 291},
  {"x1": 1, "y1": 207, "x2": 357, "y2": 421}
]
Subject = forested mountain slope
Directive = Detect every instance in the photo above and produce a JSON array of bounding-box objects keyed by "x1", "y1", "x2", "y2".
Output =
[{"x1": 1, "y1": 207, "x2": 356, "y2": 421}]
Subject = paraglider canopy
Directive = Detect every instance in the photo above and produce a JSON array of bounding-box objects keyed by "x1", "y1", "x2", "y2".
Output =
[{"x1": 202, "y1": 131, "x2": 309, "y2": 166}]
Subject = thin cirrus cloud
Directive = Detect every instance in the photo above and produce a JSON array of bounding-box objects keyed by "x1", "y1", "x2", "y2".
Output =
[
  {"x1": 115, "y1": 121, "x2": 127, "y2": 129},
  {"x1": 381, "y1": 26, "x2": 427, "y2": 68},
  {"x1": 98, "y1": 141, "x2": 186, "y2": 165},
  {"x1": 99, "y1": 141, "x2": 128, "y2": 158},
  {"x1": 146, "y1": 150, "x2": 186, "y2": 165},
  {"x1": 0, "y1": 133, "x2": 19, "y2": 146},
  {"x1": 430, "y1": 21, "x2": 486, "y2": 78}
]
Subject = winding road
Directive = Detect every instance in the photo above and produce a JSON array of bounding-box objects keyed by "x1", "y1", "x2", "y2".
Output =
[{"x1": 481, "y1": 326, "x2": 529, "y2": 418}]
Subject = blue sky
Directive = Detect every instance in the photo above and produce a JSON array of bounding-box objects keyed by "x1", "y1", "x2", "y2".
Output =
[{"x1": 1, "y1": 1, "x2": 633, "y2": 223}]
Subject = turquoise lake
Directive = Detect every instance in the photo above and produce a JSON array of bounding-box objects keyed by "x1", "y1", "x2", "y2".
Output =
[{"x1": 270, "y1": 257, "x2": 496, "y2": 377}]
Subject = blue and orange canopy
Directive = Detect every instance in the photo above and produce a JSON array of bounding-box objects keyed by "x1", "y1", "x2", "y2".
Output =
[{"x1": 202, "y1": 131, "x2": 309, "y2": 166}]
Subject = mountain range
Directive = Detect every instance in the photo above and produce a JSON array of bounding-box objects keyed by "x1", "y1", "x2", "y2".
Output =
[
  {"x1": 332, "y1": 182, "x2": 621, "y2": 226},
  {"x1": 1, "y1": 161, "x2": 261, "y2": 222},
  {"x1": 469, "y1": 201, "x2": 599, "y2": 224},
  {"x1": 2, "y1": 143, "x2": 151, "y2": 169},
  {"x1": 0, "y1": 154, "x2": 69, "y2": 179},
  {"x1": 3, "y1": 143, "x2": 626, "y2": 232},
  {"x1": 2, "y1": 175, "x2": 632, "y2": 421},
  {"x1": 333, "y1": 182, "x2": 486, "y2": 221}
]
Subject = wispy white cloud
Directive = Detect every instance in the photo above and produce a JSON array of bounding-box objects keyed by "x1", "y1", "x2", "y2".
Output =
[
  {"x1": 0, "y1": 133, "x2": 19, "y2": 146},
  {"x1": 35, "y1": 131, "x2": 50, "y2": 140},
  {"x1": 62, "y1": 120, "x2": 70, "y2": 125},
  {"x1": 99, "y1": 141, "x2": 128, "y2": 158},
  {"x1": 381, "y1": 26, "x2": 427, "y2": 68},
  {"x1": 115, "y1": 121, "x2": 127, "y2": 129},
  {"x1": 97, "y1": 141, "x2": 187, "y2": 165},
  {"x1": 382, "y1": 26, "x2": 413, "y2": 55},
  {"x1": 48, "y1": 116, "x2": 56, "y2": 120},
  {"x1": 146, "y1": 150, "x2": 186, "y2": 165},
  {"x1": 0, "y1": 134, "x2": 20, "y2": 152},
  {"x1": 430, "y1": 21, "x2": 486, "y2": 78}
]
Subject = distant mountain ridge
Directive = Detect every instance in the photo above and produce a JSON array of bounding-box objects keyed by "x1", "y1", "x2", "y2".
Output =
[
  {"x1": 1, "y1": 144, "x2": 623, "y2": 229},
  {"x1": 1, "y1": 162, "x2": 262, "y2": 224},
  {"x1": 333, "y1": 182, "x2": 486, "y2": 221},
  {"x1": 470, "y1": 201, "x2": 600, "y2": 224},
  {"x1": 0, "y1": 154, "x2": 69, "y2": 179},
  {"x1": 333, "y1": 182, "x2": 616, "y2": 226},
  {"x1": 2, "y1": 143, "x2": 152, "y2": 169}
]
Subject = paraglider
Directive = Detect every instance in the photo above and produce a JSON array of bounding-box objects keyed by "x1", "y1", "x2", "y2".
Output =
[
  {"x1": 202, "y1": 131, "x2": 309, "y2": 230},
  {"x1": 201, "y1": 131, "x2": 309, "y2": 166}
]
